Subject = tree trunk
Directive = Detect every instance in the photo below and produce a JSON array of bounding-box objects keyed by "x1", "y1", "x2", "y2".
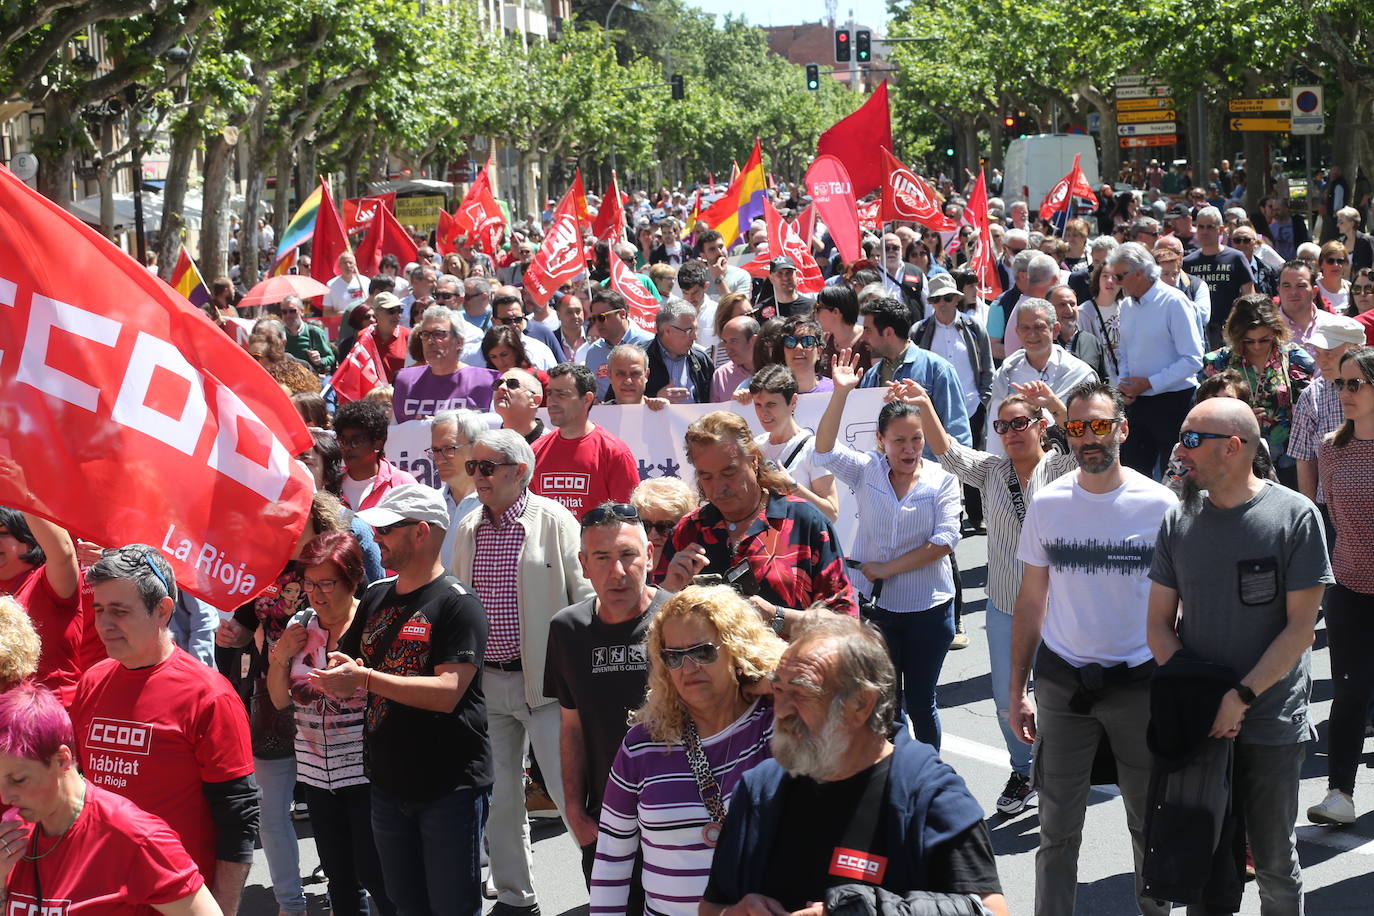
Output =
[
  {"x1": 1079, "y1": 85, "x2": 1118, "y2": 189},
  {"x1": 959, "y1": 121, "x2": 979, "y2": 185},
  {"x1": 238, "y1": 83, "x2": 273, "y2": 290},
  {"x1": 200, "y1": 132, "x2": 234, "y2": 280},
  {"x1": 272, "y1": 141, "x2": 293, "y2": 242},
  {"x1": 37, "y1": 96, "x2": 79, "y2": 206},
  {"x1": 299, "y1": 142, "x2": 317, "y2": 200},
  {"x1": 157, "y1": 103, "x2": 204, "y2": 281},
  {"x1": 988, "y1": 114, "x2": 1005, "y2": 174},
  {"x1": 96, "y1": 159, "x2": 117, "y2": 241}
]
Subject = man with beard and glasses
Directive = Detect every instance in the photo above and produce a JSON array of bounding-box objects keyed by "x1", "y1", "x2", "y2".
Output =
[
  {"x1": 1008, "y1": 380, "x2": 1176, "y2": 916},
  {"x1": 700, "y1": 613, "x2": 1008, "y2": 916},
  {"x1": 1146, "y1": 399, "x2": 1329, "y2": 911}
]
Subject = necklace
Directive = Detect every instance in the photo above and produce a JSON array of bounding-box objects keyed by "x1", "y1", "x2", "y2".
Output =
[
  {"x1": 25, "y1": 780, "x2": 86, "y2": 861},
  {"x1": 724, "y1": 493, "x2": 766, "y2": 533}
]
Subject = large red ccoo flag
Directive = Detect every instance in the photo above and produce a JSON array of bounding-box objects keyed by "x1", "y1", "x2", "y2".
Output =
[
  {"x1": 0, "y1": 165, "x2": 315, "y2": 606},
  {"x1": 523, "y1": 185, "x2": 588, "y2": 307}
]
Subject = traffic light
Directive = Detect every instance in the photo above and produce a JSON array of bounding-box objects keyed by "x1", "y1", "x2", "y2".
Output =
[
  {"x1": 855, "y1": 30, "x2": 871, "y2": 62},
  {"x1": 806, "y1": 64, "x2": 820, "y2": 91},
  {"x1": 1003, "y1": 115, "x2": 1016, "y2": 130},
  {"x1": 670, "y1": 74, "x2": 684, "y2": 100},
  {"x1": 834, "y1": 29, "x2": 851, "y2": 63}
]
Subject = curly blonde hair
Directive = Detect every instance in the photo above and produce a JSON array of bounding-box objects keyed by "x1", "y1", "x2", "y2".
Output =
[
  {"x1": 684, "y1": 411, "x2": 792, "y2": 496},
  {"x1": 632, "y1": 586, "x2": 785, "y2": 744},
  {"x1": 0, "y1": 597, "x2": 41, "y2": 690}
]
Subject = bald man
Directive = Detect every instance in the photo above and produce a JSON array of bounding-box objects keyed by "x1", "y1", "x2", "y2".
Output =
[{"x1": 1147, "y1": 398, "x2": 1331, "y2": 910}]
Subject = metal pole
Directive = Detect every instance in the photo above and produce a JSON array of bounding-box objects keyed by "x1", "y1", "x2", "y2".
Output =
[{"x1": 1305, "y1": 135, "x2": 1314, "y2": 222}]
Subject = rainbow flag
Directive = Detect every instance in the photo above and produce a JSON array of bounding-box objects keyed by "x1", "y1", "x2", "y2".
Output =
[
  {"x1": 168, "y1": 243, "x2": 209, "y2": 305},
  {"x1": 270, "y1": 248, "x2": 297, "y2": 276},
  {"x1": 698, "y1": 139, "x2": 767, "y2": 246},
  {"x1": 274, "y1": 182, "x2": 323, "y2": 263}
]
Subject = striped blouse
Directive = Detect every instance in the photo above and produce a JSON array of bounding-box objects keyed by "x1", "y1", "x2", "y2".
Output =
[
  {"x1": 288, "y1": 614, "x2": 367, "y2": 790},
  {"x1": 936, "y1": 442, "x2": 1078, "y2": 613},
  {"x1": 592, "y1": 698, "x2": 774, "y2": 916}
]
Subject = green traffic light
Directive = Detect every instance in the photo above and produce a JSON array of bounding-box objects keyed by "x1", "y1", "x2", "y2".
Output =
[{"x1": 946, "y1": 148, "x2": 954, "y2": 156}]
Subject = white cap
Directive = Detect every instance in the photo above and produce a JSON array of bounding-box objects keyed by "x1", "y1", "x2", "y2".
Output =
[{"x1": 355, "y1": 484, "x2": 449, "y2": 530}]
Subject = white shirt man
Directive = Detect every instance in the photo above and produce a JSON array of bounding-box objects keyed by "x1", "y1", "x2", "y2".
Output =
[{"x1": 323, "y1": 252, "x2": 366, "y2": 316}]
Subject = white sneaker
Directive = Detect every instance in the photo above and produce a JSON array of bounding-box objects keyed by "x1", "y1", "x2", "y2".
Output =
[{"x1": 1307, "y1": 789, "x2": 1356, "y2": 826}]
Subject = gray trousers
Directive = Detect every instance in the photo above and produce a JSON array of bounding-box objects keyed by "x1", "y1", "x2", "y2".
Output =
[
  {"x1": 1033, "y1": 672, "x2": 1169, "y2": 916},
  {"x1": 1186, "y1": 741, "x2": 1305, "y2": 916}
]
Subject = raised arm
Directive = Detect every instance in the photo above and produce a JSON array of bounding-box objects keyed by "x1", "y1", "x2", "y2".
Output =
[{"x1": 815, "y1": 347, "x2": 863, "y2": 455}]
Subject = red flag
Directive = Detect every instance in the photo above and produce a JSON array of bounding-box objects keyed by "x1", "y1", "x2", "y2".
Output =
[
  {"x1": 797, "y1": 204, "x2": 816, "y2": 249},
  {"x1": 523, "y1": 186, "x2": 587, "y2": 307},
  {"x1": 805, "y1": 155, "x2": 862, "y2": 264},
  {"x1": 0, "y1": 165, "x2": 314, "y2": 606},
  {"x1": 1038, "y1": 154, "x2": 1099, "y2": 220},
  {"x1": 880, "y1": 149, "x2": 956, "y2": 231},
  {"x1": 355, "y1": 203, "x2": 418, "y2": 277},
  {"x1": 436, "y1": 208, "x2": 460, "y2": 257},
  {"x1": 571, "y1": 169, "x2": 592, "y2": 226},
  {"x1": 342, "y1": 193, "x2": 397, "y2": 237},
  {"x1": 817, "y1": 81, "x2": 893, "y2": 198},
  {"x1": 454, "y1": 165, "x2": 507, "y2": 256},
  {"x1": 741, "y1": 199, "x2": 824, "y2": 294},
  {"x1": 310, "y1": 179, "x2": 349, "y2": 283},
  {"x1": 590, "y1": 172, "x2": 627, "y2": 243},
  {"x1": 856, "y1": 199, "x2": 881, "y2": 232},
  {"x1": 327, "y1": 328, "x2": 385, "y2": 403},
  {"x1": 964, "y1": 167, "x2": 1002, "y2": 299},
  {"x1": 608, "y1": 255, "x2": 659, "y2": 332}
]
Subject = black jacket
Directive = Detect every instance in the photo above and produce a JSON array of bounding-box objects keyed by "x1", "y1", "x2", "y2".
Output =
[
  {"x1": 826, "y1": 884, "x2": 987, "y2": 916},
  {"x1": 645, "y1": 338, "x2": 713, "y2": 403}
]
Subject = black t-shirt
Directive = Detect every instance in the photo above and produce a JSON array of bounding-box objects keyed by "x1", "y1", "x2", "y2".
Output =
[
  {"x1": 542, "y1": 589, "x2": 668, "y2": 815},
  {"x1": 757, "y1": 756, "x2": 1000, "y2": 908},
  {"x1": 777, "y1": 295, "x2": 817, "y2": 317},
  {"x1": 338, "y1": 573, "x2": 491, "y2": 800},
  {"x1": 1183, "y1": 247, "x2": 1254, "y2": 328}
]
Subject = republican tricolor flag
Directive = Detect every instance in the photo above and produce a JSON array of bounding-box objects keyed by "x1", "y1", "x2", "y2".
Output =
[
  {"x1": 698, "y1": 140, "x2": 767, "y2": 247},
  {"x1": 168, "y1": 244, "x2": 210, "y2": 306}
]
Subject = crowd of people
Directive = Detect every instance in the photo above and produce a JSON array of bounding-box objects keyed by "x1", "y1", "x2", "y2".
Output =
[{"x1": 4, "y1": 165, "x2": 1374, "y2": 916}]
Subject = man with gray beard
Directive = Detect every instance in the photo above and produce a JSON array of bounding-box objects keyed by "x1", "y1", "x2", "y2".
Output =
[{"x1": 700, "y1": 614, "x2": 1007, "y2": 916}]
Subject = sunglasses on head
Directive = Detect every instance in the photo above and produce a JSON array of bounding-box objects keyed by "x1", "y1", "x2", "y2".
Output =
[
  {"x1": 1332, "y1": 377, "x2": 1369, "y2": 394},
  {"x1": 465, "y1": 459, "x2": 517, "y2": 477},
  {"x1": 581, "y1": 503, "x2": 639, "y2": 527},
  {"x1": 783, "y1": 334, "x2": 820, "y2": 349},
  {"x1": 660, "y1": 642, "x2": 720, "y2": 670},
  {"x1": 374, "y1": 519, "x2": 419, "y2": 536},
  {"x1": 1179, "y1": 430, "x2": 1247, "y2": 449},
  {"x1": 993, "y1": 416, "x2": 1036, "y2": 434},
  {"x1": 1064, "y1": 417, "x2": 1122, "y2": 437}
]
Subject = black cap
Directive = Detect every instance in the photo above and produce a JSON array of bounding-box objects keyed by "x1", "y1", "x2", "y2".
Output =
[{"x1": 769, "y1": 255, "x2": 798, "y2": 272}]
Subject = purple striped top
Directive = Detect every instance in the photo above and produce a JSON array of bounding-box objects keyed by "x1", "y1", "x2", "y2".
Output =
[{"x1": 591, "y1": 697, "x2": 775, "y2": 916}]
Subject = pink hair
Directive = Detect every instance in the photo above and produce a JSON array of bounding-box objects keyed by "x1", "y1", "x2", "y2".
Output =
[
  {"x1": 0, "y1": 683, "x2": 73, "y2": 763},
  {"x1": 299, "y1": 531, "x2": 365, "y2": 591}
]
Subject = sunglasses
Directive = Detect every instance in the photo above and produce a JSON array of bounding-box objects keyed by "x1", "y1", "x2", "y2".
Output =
[
  {"x1": 377, "y1": 306, "x2": 402, "y2": 314},
  {"x1": 496, "y1": 315, "x2": 526, "y2": 325},
  {"x1": 993, "y1": 416, "x2": 1036, "y2": 434},
  {"x1": 591, "y1": 309, "x2": 625, "y2": 323},
  {"x1": 374, "y1": 519, "x2": 419, "y2": 536},
  {"x1": 1064, "y1": 417, "x2": 1123, "y2": 437},
  {"x1": 933, "y1": 294, "x2": 960, "y2": 303},
  {"x1": 433, "y1": 292, "x2": 457, "y2": 300},
  {"x1": 492, "y1": 377, "x2": 524, "y2": 392},
  {"x1": 641, "y1": 518, "x2": 677, "y2": 538},
  {"x1": 660, "y1": 642, "x2": 720, "y2": 670},
  {"x1": 1242, "y1": 336, "x2": 1275, "y2": 348},
  {"x1": 582, "y1": 503, "x2": 639, "y2": 527},
  {"x1": 783, "y1": 334, "x2": 820, "y2": 349},
  {"x1": 419, "y1": 330, "x2": 454, "y2": 342},
  {"x1": 466, "y1": 459, "x2": 518, "y2": 477},
  {"x1": 1352, "y1": 284, "x2": 1374, "y2": 295},
  {"x1": 1325, "y1": 257, "x2": 1349, "y2": 265},
  {"x1": 1111, "y1": 272, "x2": 1130, "y2": 282},
  {"x1": 1179, "y1": 430, "x2": 1247, "y2": 449},
  {"x1": 1232, "y1": 237, "x2": 1256, "y2": 245},
  {"x1": 1333, "y1": 377, "x2": 1370, "y2": 394}
]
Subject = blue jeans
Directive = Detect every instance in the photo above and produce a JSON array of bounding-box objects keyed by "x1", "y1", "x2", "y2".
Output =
[
  {"x1": 865, "y1": 600, "x2": 955, "y2": 749},
  {"x1": 255, "y1": 755, "x2": 306, "y2": 915},
  {"x1": 370, "y1": 785, "x2": 489, "y2": 916},
  {"x1": 985, "y1": 603, "x2": 1033, "y2": 776}
]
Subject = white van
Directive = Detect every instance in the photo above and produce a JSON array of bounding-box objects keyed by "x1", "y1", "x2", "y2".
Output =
[{"x1": 1002, "y1": 134, "x2": 1101, "y2": 208}]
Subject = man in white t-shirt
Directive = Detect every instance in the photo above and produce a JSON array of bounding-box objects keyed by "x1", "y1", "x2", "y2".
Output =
[
  {"x1": 1008, "y1": 379, "x2": 1174, "y2": 916},
  {"x1": 746, "y1": 364, "x2": 838, "y2": 522},
  {"x1": 323, "y1": 251, "x2": 366, "y2": 316}
]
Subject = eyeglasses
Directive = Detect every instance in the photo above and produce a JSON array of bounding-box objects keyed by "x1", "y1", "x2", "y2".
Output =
[
  {"x1": 660, "y1": 642, "x2": 720, "y2": 670},
  {"x1": 1232, "y1": 237, "x2": 1256, "y2": 245},
  {"x1": 433, "y1": 292, "x2": 457, "y2": 301},
  {"x1": 465, "y1": 459, "x2": 517, "y2": 477},
  {"x1": 424, "y1": 441, "x2": 471, "y2": 459},
  {"x1": 496, "y1": 315, "x2": 527, "y2": 325},
  {"x1": 1064, "y1": 417, "x2": 1123, "y2": 437},
  {"x1": 378, "y1": 306, "x2": 402, "y2": 314},
  {"x1": 591, "y1": 309, "x2": 625, "y2": 323},
  {"x1": 302, "y1": 578, "x2": 341, "y2": 594},
  {"x1": 932, "y1": 294, "x2": 960, "y2": 303},
  {"x1": 1352, "y1": 284, "x2": 1374, "y2": 295},
  {"x1": 668, "y1": 324, "x2": 697, "y2": 335},
  {"x1": 641, "y1": 518, "x2": 677, "y2": 538},
  {"x1": 581, "y1": 503, "x2": 639, "y2": 527},
  {"x1": 492, "y1": 377, "x2": 524, "y2": 391},
  {"x1": 374, "y1": 519, "x2": 419, "y2": 536},
  {"x1": 783, "y1": 334, "x2": 820, "y2": 349},
  {"x1": 992, "y1": 416, "x2": 1036, "y2": 434},
  {"x1": 884, "y1": 245, "x2": 901, "y2": 252},
  {"x1": 1242, "y1": 336, "x2": 1275, "y2": 348},
  {"x1": 337, "y1": 437, "x2": 373, "y2": 450},
  {"x1": 419, "y1": 330, "x2": 454, "y2": 342},
  {"x1": 1332, "y1": 377, "x2": 1370, "y2": 394},
  {"x1": 1325, "y1": 257, "x2": 1349, "y2": 265},
  {"x1": 1179, "y1": 430, "x2": 1247, "y2": 449},
  {"x1": 1111, "y1": 272, "x2": 1130, "y2": 282}
]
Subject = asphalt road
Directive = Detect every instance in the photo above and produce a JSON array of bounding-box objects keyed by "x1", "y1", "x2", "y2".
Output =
[{"x1": 242, "y1": 533, "x2": 1374, "y2": 915}]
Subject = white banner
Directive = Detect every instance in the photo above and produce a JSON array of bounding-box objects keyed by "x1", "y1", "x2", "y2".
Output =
[{"x1": 385, "y1": 389, "x2": 889, "y2": 551}]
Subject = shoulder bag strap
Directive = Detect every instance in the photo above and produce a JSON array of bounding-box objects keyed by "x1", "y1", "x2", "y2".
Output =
[
  {"x1": 1006, "y1": 461, "x2": 1027, "y2": 524},
  {"x1": 1089, "y1": 300, "x2": 1120, "y2": 375},
  {"x1": 782, "y1": 432, "x2": 814, "y2": 471}
]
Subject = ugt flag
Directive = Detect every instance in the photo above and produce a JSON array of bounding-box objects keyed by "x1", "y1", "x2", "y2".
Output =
[{"x1": 0, "y1": 165, "x2": 315, "y2": 606}]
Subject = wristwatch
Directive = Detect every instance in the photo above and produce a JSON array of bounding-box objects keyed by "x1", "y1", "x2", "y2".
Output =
[
  {"x1": 1234, "y1": 684, "x2": 1256, "y2": 706},
  {"x1": 770, "y1": 607, "x2": 786, "y2": 636}
]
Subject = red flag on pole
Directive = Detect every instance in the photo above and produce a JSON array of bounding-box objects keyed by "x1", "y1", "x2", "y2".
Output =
[
  {"x1": 591, "y1": 172, "x2": 627, "y2": 243},
  {"x1": 310, "y1": 179, "x2": 349, "y2": 284},
  {"x1": 742, "y1": 199, "x2": 824, "y2": 294},
  {"x1": 342, "y1": 194, "x2": 396, "y2": 237},
  {"x1": 817, "y1": 81, "x2": 893, "y2": 198},
  {"x1": 454, "y1": 164, "x2": 507, "y2": 256},
  {"x1": 436, "y1": 208, "x2": 460, "y2": 257},
  {"x1": 355, "y1": 203, "x2": 419, "y2": 277},
  {"x1": 608, "y1": 255, "x2": 660, "y2": 332},
  {"x1": 964, "y1": 167, "x2": 1003, "y2": 300},
  {"x1": 1038, "y1": 154, "x2": 1098, "y2": 220},
  {"x1": 805, "y1": 154, "x2": 862, "y2": 264},
  {"x1": 327, "y1": 327, "x2": 385, "y2": 403},
  {"x1": 523, "y1": 185, "x2": 587, "y2": 307},
  {"x1": 571, "y1": 169, "x2": 592, "y2": 226},
  {"x1": 0, "y1": 165, "x2": 315, "y2": 606},
  {"x1": 880, "y1": 149, "x2": 957, "y2": 230}
]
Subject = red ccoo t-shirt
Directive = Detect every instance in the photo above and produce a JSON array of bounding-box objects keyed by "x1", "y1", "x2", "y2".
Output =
[
  {"x1": 70, "y1": 649, "x2": 254, "y2": 881},
  {"x1": 529, "y1": 426, "x2": 641, "y2": 520},
  {"x1": 0, "y1": 566, "x2": 83, "y2": 706},
  {"x1": 4, "y1": 782, "x2": 203, "y2": 916}
]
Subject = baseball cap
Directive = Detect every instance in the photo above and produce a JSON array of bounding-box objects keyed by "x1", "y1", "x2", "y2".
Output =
[
  {"x1": 1309, "y1": 315, "x2": 1367, "y2": 350},
  {"x1": 370, "y1": 291, "x2": 403, "y2": 313},
  {"x1": 355, "y1": 484, "x2": 450, "y2": 530},
  {"x1": 1166, "y1": 203, "x2": 1190, "y2": 219},
  {"x1": 927, "y1": 273, "x2": 959, "y2": 298},
  {"x1": 769, "y1": 255, "x2": 798, "y2": 272}
]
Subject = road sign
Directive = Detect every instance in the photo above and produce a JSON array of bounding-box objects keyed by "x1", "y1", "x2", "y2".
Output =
[
  {"x1": 1116, "y1": 85, "x2": 1171, "y2": 100},
  {"x1": 1230, "y1": 117, "x2": 1291, "y2": 132},
  {"x1": 1228, "y1": 98, "x2": 1291, "y2": 113},
  {"x1": 1117, "y1": 97, "x2": 1175, "y2": 112},
  {"x1": 1116, "y1": 75, "x2": 1149, "y2": 87},
  {"x1": 1087, "y1": 112, "x2": 1101, "y2": 132},
  {"x1": 1121, "y1": 135, "x2": 1177, "y2": 148},
  {"x1": 1292, "y1": 85, "x2": 1324, "y2": 135},
  {"x1": 1118, "y1": 109, "x2": 1177, "y2": 124},
  {"x1": 1118, "y1": 121, "x2": 1177, "y2": 136}
]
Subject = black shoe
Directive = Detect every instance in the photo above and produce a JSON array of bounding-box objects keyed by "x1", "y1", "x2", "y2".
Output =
[
  {"x1": 995, "y1": 771, "x2": 1035, "y2": 814},
  {"x1": 490, "y1": 903, "x2": 540, "y2": 916}
]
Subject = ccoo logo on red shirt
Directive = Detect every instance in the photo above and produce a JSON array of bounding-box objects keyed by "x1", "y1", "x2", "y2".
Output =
[
  {"x1": 829, "y1": 846, "x2": 888, "y2": 883},
  {"x1": 86, "y1": 717, "x2": 153, "y2": 755}
]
